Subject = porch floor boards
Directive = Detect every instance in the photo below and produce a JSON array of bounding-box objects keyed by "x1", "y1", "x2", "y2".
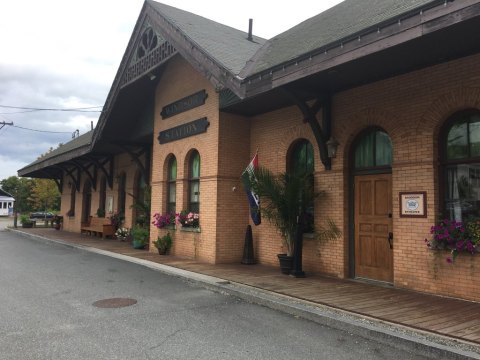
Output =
[{"x1": 16, "y1": 228, "x2": 480, "y2": 345}]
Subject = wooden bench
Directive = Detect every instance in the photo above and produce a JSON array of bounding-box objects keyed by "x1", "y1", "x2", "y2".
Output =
[{"x1": 81, "y1": 216, "x2": 115, "y2": 238}]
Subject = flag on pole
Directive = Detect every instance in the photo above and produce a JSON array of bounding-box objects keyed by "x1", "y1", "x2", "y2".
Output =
[{"x1": 241, "y1": 153, "x2": 261, "y2": 225}]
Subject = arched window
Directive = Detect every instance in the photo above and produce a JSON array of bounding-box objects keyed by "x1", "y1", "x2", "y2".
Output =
[
  {"x1": 117, "y1": 173, "x2": 126, "y2": 215},
  {"x1": 167, "y1": 156, "x2": 177, "y2": 214},
  {"x1": 354, "y1": 129, "x2": 392, "y2": 172},
  {"x1": 188, "y1": 151, "x2": 200, "y2": 214},
  {"x1": 441, "y1": 110, "x2": 480, "y2": 221},
  {"x1": 289, "y1": 139, "x2": 314, "y2": 176},
  {"x1": 288, "y1": 139, "x2": 314, "y2": 232}
]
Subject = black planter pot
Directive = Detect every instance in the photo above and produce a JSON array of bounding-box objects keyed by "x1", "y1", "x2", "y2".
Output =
[
  {"x1": 157, "y1": 248, "x2": 168, "y2": 255},
  {"x1": 277, "y1": 254, "x2": 294, "y2": 275}
]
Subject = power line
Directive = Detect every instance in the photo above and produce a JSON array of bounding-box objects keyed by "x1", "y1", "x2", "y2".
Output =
[
  {"x1": 11, "y1": 125, "x2": 72, "y2": 134},
  {"x1": 0, "y1": 105, "x2": 103, "y2": 113},
  {"x1": 0, "y1": 121, "x2": 13, "y2": 130},
  {"x1": 0, "y1": 110, "x2": 46, "y2": 115}
]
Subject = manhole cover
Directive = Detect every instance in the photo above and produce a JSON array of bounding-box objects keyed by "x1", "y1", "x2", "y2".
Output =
[{"x1": 92, "y1": 298, "x2": 137, "y2": 308}]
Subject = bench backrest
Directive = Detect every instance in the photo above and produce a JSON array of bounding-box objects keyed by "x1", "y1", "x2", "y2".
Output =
[{"x1": 89, "y1": 216, "x2": 111, "y2": 227}]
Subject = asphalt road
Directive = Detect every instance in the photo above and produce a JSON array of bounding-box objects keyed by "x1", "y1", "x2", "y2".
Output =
[
  {"x1": 0, "y1": 230, "x2": 434, "y2": 360},
  {"x1": 0, "y1": 216, "x2": 13, "y2": 230}
]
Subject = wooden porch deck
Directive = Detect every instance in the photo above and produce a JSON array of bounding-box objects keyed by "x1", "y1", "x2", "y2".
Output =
[{"x1": 15, "y1": 227, "x2": 480, "y2": 345}]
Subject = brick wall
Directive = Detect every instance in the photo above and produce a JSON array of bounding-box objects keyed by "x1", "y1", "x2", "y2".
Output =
[
  {"x1": 334, "y1": 53, "x2": 480, "y2": 301},
  {"x1": 57, "y1": 50, "x2": 480, "y2": 301},
  {"x1": 151, "y1": 57, "x2": 220, "y2": 263},
  {"x1": 247, "y1": 52, "x2": 480, "y2": 301},
  {"x1": 215, "y1": 112, "x2": 251, "y2": 263}
]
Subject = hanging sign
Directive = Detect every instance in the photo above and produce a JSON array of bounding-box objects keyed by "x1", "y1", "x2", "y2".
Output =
[
  {"x1": 158, "y1": 118, "x2": 209, "y2": 144},
  {"x1": 399, "y1": 192, "x2": 427, "y2": 218}
]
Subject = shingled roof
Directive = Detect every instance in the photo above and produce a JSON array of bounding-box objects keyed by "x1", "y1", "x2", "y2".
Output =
[
  {"x1": 147, "y1": 0, "x2": 266, "y2": 76},
  {"x1": 19, "y1": 0, "x2": 473, "y2": 177},
  {"x1": 244, "y1": 0, "x2": 438, "y2": 75},
  {"x1": 18, "y1": 131, "x2": 93, "y2": 175}
]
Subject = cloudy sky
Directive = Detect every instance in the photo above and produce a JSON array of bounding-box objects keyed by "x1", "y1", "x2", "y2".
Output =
[{"x1": 0, "y1": 0, "x2": 343, "y2": 181}]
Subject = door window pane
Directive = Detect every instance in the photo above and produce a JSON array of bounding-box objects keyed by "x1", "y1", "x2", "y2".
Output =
[
  {"x1": 355, "y1": 132, "x2": 375, "y2": 168},
  {"x1": 354, "y1": 130, "x2": 391, "y2": 169},
  {"x1": 376, "y1": 131, "x2": 392, "y2": 166}
]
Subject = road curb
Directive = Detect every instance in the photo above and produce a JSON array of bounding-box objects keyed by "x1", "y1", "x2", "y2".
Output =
[{"x1": 8, "y1": 228, "x2": 480, "y2": 359}]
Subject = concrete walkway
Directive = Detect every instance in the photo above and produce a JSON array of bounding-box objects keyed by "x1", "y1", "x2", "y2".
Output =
[{"x1": 7, "y1": 226, "x2": 480, "y2": 359}]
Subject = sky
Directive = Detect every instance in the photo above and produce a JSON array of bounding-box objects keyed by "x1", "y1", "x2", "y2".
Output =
[{"x1": 0, "y1": 0, "x2": 343, "y2": 181}]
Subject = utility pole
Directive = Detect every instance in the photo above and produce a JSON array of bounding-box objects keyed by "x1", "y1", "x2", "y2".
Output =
[{"x1": 0, "y1": 121, "x2": 13, "y2": 130}]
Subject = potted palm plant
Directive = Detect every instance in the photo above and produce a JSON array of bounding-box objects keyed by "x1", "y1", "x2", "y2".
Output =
[{"x1": 246, "y1": 166, "x2": 339, "y2": 274}]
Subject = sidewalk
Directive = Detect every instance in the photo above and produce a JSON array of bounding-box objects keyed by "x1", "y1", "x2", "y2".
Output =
[{"x1": 8, "y1": 226, "x2": 480, "y2": 359}]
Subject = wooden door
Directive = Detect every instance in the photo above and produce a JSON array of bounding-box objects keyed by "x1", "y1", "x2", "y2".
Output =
[{"x1": 354, "y1": 174, "x2": 393, "y2": 282}]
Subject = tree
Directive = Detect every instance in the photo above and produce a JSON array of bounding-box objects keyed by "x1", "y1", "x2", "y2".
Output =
[
  {"x1": 29, "y1": 178, "x2": 60, "y2": 211},
  {"x1": 0, "y1": 176, "x2": 35, "y2": 213}
]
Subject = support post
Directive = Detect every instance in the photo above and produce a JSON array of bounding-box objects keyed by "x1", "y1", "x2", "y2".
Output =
[
  {"x1": 241, "y1": 225, "x2": 255, "y2": 264},
  {"x1": 291, "y1": 212, "x2": 306, "y2": 278}
]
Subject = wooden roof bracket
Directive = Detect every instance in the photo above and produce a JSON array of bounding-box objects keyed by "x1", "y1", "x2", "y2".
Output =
[
  {"x1": 43, "y1": 169, "x2": 63, "y2": 193},
  {"x1": 71, "y1": 160, "x2": 97, "y2": 191},
  {"x1": 117, "y1": 144, "x2": 151, "y2": 185},
  {"x1": 53, "y1": 177, "x2": 63, "y2": 194},
  {"x1": 282, "y1": 88, "x2": 332, "y2": 170},
  {"x1": 85, "y1": 156, "x2": 114, "y2": 190},
  {"x1": 55, "y1": 165, "x2": 81, "y2": 192}
]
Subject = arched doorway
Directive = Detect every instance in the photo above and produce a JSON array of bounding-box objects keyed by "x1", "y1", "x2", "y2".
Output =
[
  {"x1": 351, "y1": 128, "x2": 393, "y2": 283},
  {"x1": 82, "y1": 180, "x2": 92, "y2": 223}
]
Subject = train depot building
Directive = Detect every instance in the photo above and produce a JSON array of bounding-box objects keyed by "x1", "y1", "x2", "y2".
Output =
[{"x1": 18, "y1": 0, "x2": 480, "y2": 302}]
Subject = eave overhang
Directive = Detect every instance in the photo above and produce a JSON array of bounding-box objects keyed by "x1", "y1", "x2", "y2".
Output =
[{"x1": 223, "y1": 0, "x2": 480, "y2": 115}]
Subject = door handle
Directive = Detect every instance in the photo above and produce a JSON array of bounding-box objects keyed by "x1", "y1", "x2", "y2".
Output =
[{"x1": 388, "y1": 232, "x2": 393, "y2": 249}]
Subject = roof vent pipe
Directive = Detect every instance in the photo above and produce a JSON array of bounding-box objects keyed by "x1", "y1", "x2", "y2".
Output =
[
  {"x1": 247, "y1": 19, "x2": 253, "y2": 41},
  {"x1": 91, "y1": 121, "x2": 94, "y2": 130}
]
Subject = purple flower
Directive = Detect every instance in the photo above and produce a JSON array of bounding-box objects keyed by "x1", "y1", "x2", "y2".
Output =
[
  {"x1": 446, "y1": 257, "x2": 453, "y2": 263},
  {"x1": 466, "y1": 241, "x2": 475, "y2": 253}
]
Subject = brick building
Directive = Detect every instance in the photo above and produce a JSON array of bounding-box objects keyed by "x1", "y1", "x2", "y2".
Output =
[{"x1": 19, "y1": 0, "x2": 480, "y2": 301}]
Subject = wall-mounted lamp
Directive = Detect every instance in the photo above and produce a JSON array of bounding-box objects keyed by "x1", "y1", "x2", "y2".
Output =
[
  {"x1": 326, "y1": 137, "x2": 339, "y2": 158},
  {"x1": 148, "y1": 72, "x2": 156, "y2": 81}
]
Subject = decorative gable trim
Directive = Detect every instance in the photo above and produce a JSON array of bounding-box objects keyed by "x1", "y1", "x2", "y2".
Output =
[{"x1": 145, "y1": 1, "x2": 245, "y2": 97}]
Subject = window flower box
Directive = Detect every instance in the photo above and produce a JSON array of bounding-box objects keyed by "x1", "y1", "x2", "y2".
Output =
[{"x1": 425, "y1": 218, "x2": 480, "y2": 263}]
